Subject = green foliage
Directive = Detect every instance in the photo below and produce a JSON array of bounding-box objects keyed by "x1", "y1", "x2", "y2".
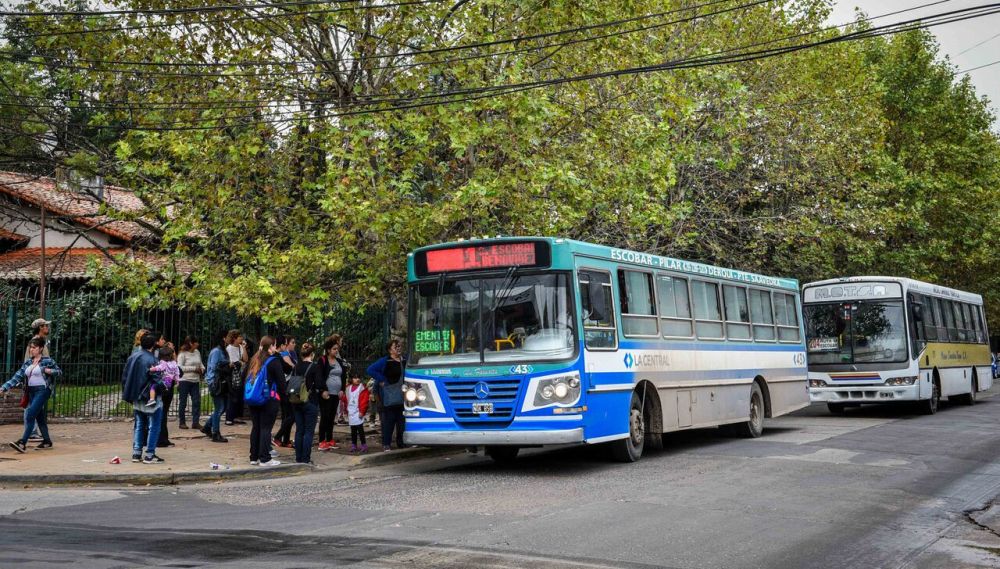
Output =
[{"x1": 1, "y1": 1, "x2": 998, "y2": 328}]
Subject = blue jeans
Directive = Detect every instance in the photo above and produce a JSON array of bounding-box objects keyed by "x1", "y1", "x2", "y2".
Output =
[
  {"x1": 177, "y1": 381, "x2": 201, "y2": 425},
  {"x1": 21, "y1": 385, "x2": 51, "y2": 444},
  {"x1": 210, "y1": 394, "x2": 227, "y2": 435},
  {"x1": 293, "y1": 401, "x2": 318, "y2": 463},
  {"x1": 133, "y1": 406, "x2": 162, "y2": 456}
]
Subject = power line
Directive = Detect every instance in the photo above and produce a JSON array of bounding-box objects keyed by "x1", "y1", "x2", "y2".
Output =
[
  {"x1": 0, "y1": 0, "x2": 445, "y2": 17},
  {"x1": 0, "y1": 0, "x2": 767, "y2": 79},
  {"x1": 955, "y1": 30, "x2": 1000, "y2": 55},
  {"x1": 957, "y1": 57, "x2": 1000, "y2": 72},
  {"x1": 1, "y1": 1, "x2": 992, "y2": 130},
  {"x1": 6, "y1": 0, "x2": 739, "y2": 67},
  {"x1": 0, "y1": 0, "x2": 953, "y2": 108}
]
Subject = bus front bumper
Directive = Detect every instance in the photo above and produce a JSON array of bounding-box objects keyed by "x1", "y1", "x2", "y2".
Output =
[
  {"x1": 404, "y1": 428, "x2": 584, "y2": 446},
  {"x1": 810, "y1": 384, "x2": 920, "y2": 403}
]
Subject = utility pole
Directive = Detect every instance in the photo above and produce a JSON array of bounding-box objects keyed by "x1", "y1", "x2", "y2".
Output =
[{"x1": 39, "y1": 205, "x2": 46, "y2": 317}]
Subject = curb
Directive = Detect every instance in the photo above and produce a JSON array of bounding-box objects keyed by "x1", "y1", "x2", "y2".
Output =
[
  {"x1": 0, "y1": 462, "x2": 315, "y2": 486},
  {"x1": 0, "y1": 446, "x2": 463, "y2": 486},
  {"x1": 344, "y1": 445, "x2": 462, "y2": 469}
]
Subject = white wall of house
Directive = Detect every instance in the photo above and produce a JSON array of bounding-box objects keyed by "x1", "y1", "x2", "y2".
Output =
[{"x1": 0, "y1": 203, "x2": 113, "y2": 249}]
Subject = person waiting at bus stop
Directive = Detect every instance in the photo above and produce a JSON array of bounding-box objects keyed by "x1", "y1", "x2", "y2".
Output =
[
  {"x1": 367, "y1": 339, "x2": 407, "y2": 452},
  {"x1": 122, "y1": 332, "x2": 165, "y2": 463},
  {"x1": 2, "y1": 337, "x2": 61, "y2": 453}
]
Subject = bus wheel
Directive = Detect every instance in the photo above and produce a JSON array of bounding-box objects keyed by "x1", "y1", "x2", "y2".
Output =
[
  {"x1": 611, "y1": 391, "x2": 645, "y2": 462},
  {"x1": 827, "y1": 403, "x2": 846, "y2": 415},
  {"x1": 485, "y1": 446, "x2": 519, "y2": 464},
  {"x1": 920, "y1": 379, "x2": 940, "y2": 415},
  {"x1": 733, "y1": 383, "x2": 765, "y2": 438}
]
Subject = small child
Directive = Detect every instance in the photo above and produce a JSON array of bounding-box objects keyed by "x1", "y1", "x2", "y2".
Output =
[
  {"x1": 147, "y1": 346, "x2": 180, "y2": 407},
  {"x1": 346, "y1": 374, "x2": 369, "y2": 453}
]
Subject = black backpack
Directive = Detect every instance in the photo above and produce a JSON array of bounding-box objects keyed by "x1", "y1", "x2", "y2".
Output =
[{"x1": 286, "y1": 362, "x2": 313, "y2": 404}]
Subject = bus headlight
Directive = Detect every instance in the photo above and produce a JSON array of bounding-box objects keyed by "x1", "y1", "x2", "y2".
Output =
[
  {"x1": 403, "y1": 379, "x2": 443, "y2": 412},
  {"x1": 885, "y1": 376, "x2": 918, "y2": 386},
  {"x1": 527, "y1": 372, "x2": 582, "y2": 410}
]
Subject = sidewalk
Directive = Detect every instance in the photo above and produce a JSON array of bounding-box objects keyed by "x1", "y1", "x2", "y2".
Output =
[{"x1": 0, "y1": 417, "x2": 452, "y2": 486}]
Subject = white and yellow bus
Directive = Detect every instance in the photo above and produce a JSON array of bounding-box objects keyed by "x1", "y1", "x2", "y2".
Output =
[{"x1": 803, "y1": 277, "x2": 992, "y2": 414}]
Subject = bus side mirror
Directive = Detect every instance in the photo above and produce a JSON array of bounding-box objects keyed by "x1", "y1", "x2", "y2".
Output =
[{"x1": 587, "y1": 282, "x2": 608, "y2": 323}]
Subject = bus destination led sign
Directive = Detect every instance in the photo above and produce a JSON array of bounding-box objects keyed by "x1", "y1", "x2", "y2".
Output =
[{"x1": 425, "y1": 243, "x2": 537, "y2": 273}]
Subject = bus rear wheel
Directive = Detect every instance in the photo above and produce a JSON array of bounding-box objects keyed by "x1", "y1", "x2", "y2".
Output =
[
  {"x1": 485, "y1": 446, "x2": 519, "y2": 464},
  {"x1": 611, "y1": 391, "x2": 645, "y2": 462},
  {"x1": 733, "y1": 383, "x2": 765, "y2": 438}
]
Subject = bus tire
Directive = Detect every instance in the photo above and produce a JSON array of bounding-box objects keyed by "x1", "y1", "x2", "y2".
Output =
[
  {"x1": 611, "y1": 391, "x2": 645, "y2": 462},
  {"x1": 485, "y1": 446, "x2": 519, "y2": 464},
  {"x1": 827, "y1": 403, "x2": 846, "y2": 415},
  {"x1": 920, "y1": 376, "x2": 940, "y2": 415},
  {"x1": 733, "y1": 382, "x2": 765, "y2": 438}
]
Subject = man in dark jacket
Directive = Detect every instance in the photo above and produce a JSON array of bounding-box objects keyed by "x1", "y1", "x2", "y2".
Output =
[{"x1": 122, "y1": 333, "x2": 164, "y2": 463}]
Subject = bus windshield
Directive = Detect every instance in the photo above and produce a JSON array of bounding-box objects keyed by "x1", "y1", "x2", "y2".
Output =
[
  {"x1": 804, "y1": 301, "x2": 908, "y2": 365},
  {"x1": 409, "y1": 272, "x2": 576, "y2": 366}
]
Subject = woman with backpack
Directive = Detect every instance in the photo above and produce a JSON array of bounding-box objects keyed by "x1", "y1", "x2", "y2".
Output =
[
  {"x1": 203, "y1": 330, "x2": 230, "y2": 443},
  {"x1": 245, "y1": 336, "x2": 283, "y2": 466},
  {"x1": 367, "y1": 338, "x2": 407, "y2": 452},
  {"x1": 289, "y1": 342, "x2": 324, "y2": 464}
]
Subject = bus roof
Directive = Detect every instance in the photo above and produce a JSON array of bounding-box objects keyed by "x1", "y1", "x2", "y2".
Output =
[
  {"x1": 407, "y1": 237, "x2": 800, "y2": 291},
  {"x1": 802, "y1": 276, "x2": 983, "y2": 304}
]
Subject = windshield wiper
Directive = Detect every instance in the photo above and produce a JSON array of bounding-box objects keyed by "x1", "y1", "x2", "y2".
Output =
[{"x1": 490, "y1": 265, "x2": 520, "y2": 312}]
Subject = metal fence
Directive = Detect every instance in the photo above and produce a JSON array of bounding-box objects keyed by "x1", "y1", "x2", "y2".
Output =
[{"x1": 0, "y1": 284, "x2": 388, "y2": 420}]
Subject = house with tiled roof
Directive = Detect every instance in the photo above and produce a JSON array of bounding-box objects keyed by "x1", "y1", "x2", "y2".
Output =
[{"x1": 0, "y1": 170, "x2": 160, "y2": 282}]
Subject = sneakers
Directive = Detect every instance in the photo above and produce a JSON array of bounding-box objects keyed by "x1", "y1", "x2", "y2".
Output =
[
  {"x1": 145, "y1": 399, "x2": 157, "y2": 408},
  {"x1": 142, "y1": 454, "x2": 165, "y2": 464},
  {"x1": 383, "y1": 446, "x2": 391, "y2": 452},
  {"x1": 28, "y1": 434, "x2": 43, "y2": 442},
  {"x1": 8, "y1": 441, "x2": 26, "y2": 454},
  {"x1": 259, "y1": 459, "x2": 281, "y2": 467},
  {"x1": 349, "y1": 444, "x2": 357, "y2": 453},
  {"x1": 250, "y1": 460, "x2": 260, "y2": 466},
  {"x1": 224, "y1": 421, "x2": 235, "y2": 426},
  {"x1": 35, "y1": 441, "x2": 52, "y2": 450},
  {"x1": 178, "y1": 422, "x2": 189, "y2": 429},
  {"x1": 360, "y1": 444, "x2": 368, "y2": 454},
  {"x1": 131, "y1": 453, "x2": 141, "y2": 463},
  {"x1": 319, "y1": 441, "x2": 338, "y2": 451},
  {"x1": 269, "y1": 449, "x2": 278, "y2": 457},
  {"x1": 318, "y1": 441, "x2": 329, "y2": 451}
]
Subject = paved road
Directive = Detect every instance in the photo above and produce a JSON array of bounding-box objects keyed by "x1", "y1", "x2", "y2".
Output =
[{"x1": 3, "y1": 397, "x2": 1000, "y2": 568}]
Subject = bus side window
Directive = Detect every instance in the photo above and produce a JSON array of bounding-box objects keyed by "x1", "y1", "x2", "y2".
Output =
[
  {"x1": 961, "y1": 303, "x2": 974, "y2": 343},
  {"x1": 932, "y1": 298, "x2": 947, "y2": 341},
  {"x1": 775, "y1": 293, "x2": 802, "y2": 342},
  {"x1": 579, "y1": 270, "x2": 617, "y2": 350},
  {"x1": 749, "y1": 289, "x2": 776, "y2": 341},
  {"x1": 657, "y1": 274, "x2": 693, "y2": 337},
  {"x1": 691, "y1": 280, "x2": 724, "y2": 339},
  {"x1": 722, "y1": 285, "x2": 751, "y2": 341},
  {"x1": 909, "y1": 293, "x2": 927, "y2": 353},
  {"x1": 921, "y1": 294, "x2": 938, "y2": 341},
  {"x1": 975, "y1": 306, "x2": 987, "y2": 344},
  {"x1": 618, "y1": 270, "x2": 658, "y2": 337}
]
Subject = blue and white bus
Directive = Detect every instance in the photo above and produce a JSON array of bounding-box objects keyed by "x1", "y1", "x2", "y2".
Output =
[{"x1": 402, "y1": 238, "x2": 809, "y2": 462}]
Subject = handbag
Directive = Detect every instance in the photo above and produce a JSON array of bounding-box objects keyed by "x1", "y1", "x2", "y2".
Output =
[{"x1": 18, "y1": 390, "x2": 28, "y2": 409}]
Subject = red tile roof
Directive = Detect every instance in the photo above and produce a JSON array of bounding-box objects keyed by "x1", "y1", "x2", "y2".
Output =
[
  {"x1": 0, "y1": 228, "x2": 28, "y2": 242},
  {"x1": 0, "y1": 171, "x2": 156, "y2": 243},
  {"x1": 0, "y1": 247, "x2": 178, "y2": 281}
]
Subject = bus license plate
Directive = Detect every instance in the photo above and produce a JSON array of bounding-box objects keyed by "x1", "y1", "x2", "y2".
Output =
[{"x1": 472, "y1": 402, "x2": 494, "y2": 414}]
